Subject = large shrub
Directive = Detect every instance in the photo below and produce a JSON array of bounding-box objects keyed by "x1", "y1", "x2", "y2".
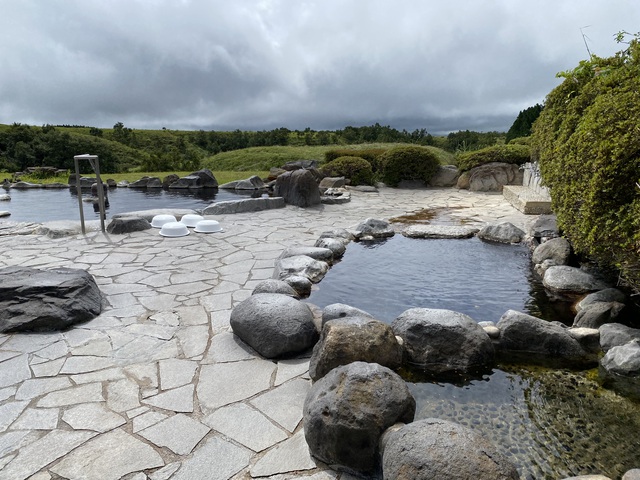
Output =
[
  {"x1": 531, "y1": 35, "x2": 640, "y2": 290},
  {"x1": 378, "y1": 146, "x2": 440, "y2": 187},
  {"x1": 324, "y1": 148, "x2": 386, "y2": 170},
  {"x1": 456, "y1": 144, "x2": 531, "y2": 172},
  {"x1": 321, "y1": 156, "x2": 373, "y2": 186}
]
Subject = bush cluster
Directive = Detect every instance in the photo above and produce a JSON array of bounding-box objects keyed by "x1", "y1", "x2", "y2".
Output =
[
  {"x1": 324, "y1": 148, "x2": 386, "y2": 170},
  {"x1": 531, "y1": 35, "x2": 640, "y2": 290},
  {"x1": 456, "y1": 144, "x2": 531, "y2": 172},
  {"x1": 321, "y1": 156, "x2": 373, "y2": 186},
  {"x1": 378, "y1": 146, "x2": 440, "y2": 187}
]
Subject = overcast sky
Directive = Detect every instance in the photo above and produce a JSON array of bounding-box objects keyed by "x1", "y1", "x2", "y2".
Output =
[{"x1": 0, "y1": 1, "x2": 638, "y2": 135}]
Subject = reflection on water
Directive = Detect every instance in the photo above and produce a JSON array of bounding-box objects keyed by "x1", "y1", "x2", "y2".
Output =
[
  {"x1": 307, "y1": 235, "x2": 640, "y2": 479},
  {"x1": 0, "y1": 187, "x2": 256, "y2": 223}
]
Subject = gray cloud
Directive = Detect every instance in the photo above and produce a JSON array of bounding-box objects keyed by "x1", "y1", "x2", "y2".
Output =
[{"x1": 0, "y1": 0, "x2": 637, "y2": 134}]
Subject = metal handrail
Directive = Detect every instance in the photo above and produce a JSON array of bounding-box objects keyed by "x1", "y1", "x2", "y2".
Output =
[{"x1": 73, "y1": 154, "x2": 106, "y2": 234}]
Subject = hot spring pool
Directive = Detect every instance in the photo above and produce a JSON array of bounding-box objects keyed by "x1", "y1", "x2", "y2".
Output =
[
  {"x1": 0, "y1": 186, "x2": 256, "y2": 223},
  {"x1": 307, "y1": 235, "x2": 640, "y2": 479}
]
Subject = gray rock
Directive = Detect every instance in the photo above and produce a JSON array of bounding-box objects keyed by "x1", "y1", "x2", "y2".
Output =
[
  {"x1": 252, "y1": 279, "x2": 299, "y2": 298},
  {"x1": 280, "y1": 246, "x2": 334, "y2": 264},
  {"x1": 403, "y1": 224, "x2": 479, "y2": 239},
  {"x1": 112, "y1": 208, "x2": 196, "y2": 222},
  {"x1": 274, "y1": 169, "x2": 321, "y2": 207},
  {"x1": 282, "y1": 160, "x2": 318, "y2": 171},
  {"x1": 353, "y1": 218, "x2": 394, "y2": 239},
  {"x1": 273, "y1": 255, "x2": 329, "y2": 283},
  {"x1": 382, "y1": 418, "x2": 519, "y2": 480},
  {"x1": 600, "y1": 323, "x2": 640, "y2": 352},
  {"x1": 282, "y1": 275, "x2": 312, "y2": 297},
  {"x1": 534, "y1": 258, "x2": 558, "y2": 277},
  {"x1": 623, "y1": 469, "x2": 640, "y2": 480},
  {"x1": 12, "y1": 181, "x2": 42, "y2": 189},
  {"x1": 352, "y1": 185, "x2": 378, "y2": 192},
  {"x1": 162, "y1": 174, "x2": 180, "y2": 188},
  {"x1": 268, "y1": 167, "x2": 287, "y2": 180},
  {"x1": 529, "y1": 214, "x2": 559, "y2": 239},
  {"x1": 496, "y1": 310, "x2": 597, "y2": 367},
  {"x1": 318, "y1": 228, "x2": 355, "y2": 245},
  {"x1": 567, "y1": 327, "x2": 601, "y2": 353},
  {"x1": 169, "y1": 169, "x2": 219, "y2": 189},
  {"x1": 391, "y1": 308, "x2": 495, "y2": 377},
  {"x1": 68, "y1": 175, "x2": 97, "y2": 188},
  {"x1": 561, "y1": 476, "x2": 612, "y2": 480},
  {"x1": 576, "y1": 288, "x2": 626, "y2": 311},
  {"x1": 146, "y1": 177, "x2": 163, "y2": 188},
  {"x1": 128, "y1": 176, "x2": 155, "y2": 188},
  {"x1": 0, "y1": 194, "x2": 11, "y2": 201},
  {"x1": 319, "y1": 176, "x2": 346, "y2": 191},
  {"x1": 532, "y1": 237, "x2": 571, "y2": 265},
  {"x1": 0, "y1": 266, "x2": 102, "y2": 332},
  {"x1": 458, "y1": 162, "x2": 523, "y2": 192},
  {"x1": 543, "y1": 266, "x2": 610, "y2": 295},
  {"x1": 314, "y1": 237, "x2": 347, "y2": 258},
  {"x1": 202, "y1": 197, "x2": 285, "y2": 215},
  {"x1": 321, "y1": 188, "x2": 351, "y2": 204},
  {"x1": 477, "y1": 222, "x2": 525, "y2": 244},
  {"x1": 573, "y1": 301, "x2": 625, "y2": 329},
  {"x1": 303, "y1": 362, "x2": 415, "y2": 475},
  {"x1": 321, "y1": 303, "x2": 375, "y2": 325},
  {"x1": 309, "y1": 317, "x2": 403, "y2": 381},
  {"x1": 116, "y1": 180, "x2": 129, "y2": 187},
  {"x1": 106, "y1": 217, "x2": 152, "y2": 234},
  {"x1": 601, "y1": 340, "x2": 640, "y2": 376},
  {"x1": 219, "y1": 175, "x2": 265, "y2": 190},
  {"x1": 230, "y1": 293, "x2": 318, "y2": 358},
  {"x1": 429, "y1": 165, "x2": 460, "y2": 187}
]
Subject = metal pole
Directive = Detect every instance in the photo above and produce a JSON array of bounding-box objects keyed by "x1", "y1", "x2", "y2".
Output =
[
  {"x1": 89, "y1": 157, "x2": 106, "y2": 232},
  {"x1": 74, "y1": 156, "x2": 86, "y2": 234}
]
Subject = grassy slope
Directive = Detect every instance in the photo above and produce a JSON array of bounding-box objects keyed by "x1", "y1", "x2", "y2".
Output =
[{"x1": 18, "y1": 171, "x2": 269, "y2": 186}]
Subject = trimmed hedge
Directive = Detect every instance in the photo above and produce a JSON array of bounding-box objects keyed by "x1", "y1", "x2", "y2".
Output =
[
  {"x1": 378, "y1": 146, "x2": 440, "y2": 187},
  {"x1": 324, "y1": 148, "x2": 386, "y2": 170},
  {"x1": 456, "y1": 144, "x2": 531, "y2": 172},
  {"x1": 532, "y1": 36, "x2": 640, "y2": 291},
  {"x1": 321, "y1": 156, "x2": 373, "y2": 186}
]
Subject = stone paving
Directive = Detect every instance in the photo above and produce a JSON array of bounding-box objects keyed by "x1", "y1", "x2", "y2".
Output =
[{"x1": 0, "y1": 187, "x2": 530, "y2": 480}]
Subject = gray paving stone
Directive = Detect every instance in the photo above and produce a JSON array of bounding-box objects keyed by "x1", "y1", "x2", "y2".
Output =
[
  {"x1": 31, "y1": 358, "x2": 66, "y2": 377},
  {"x1": 50, "y1": 429, "x2": 163, "y2": 480},
  {"x1": 159, "y1": 359, "x2": 198, "y2": 390},
  {"x1": 176, "y1": 305, "x2": 209, "y2": 325},
  {"x1": 250, "y1": 378, "x2": 310, "y2": 432},
  {"x1": 0, "y1": 350, "x2": 21, "y2": 363},
  {"x1": 149, "y1": 311, "x2": 180, "y2": 326},
  {"x1": 70, "y1": 367, "x2": 126, "y2": 385},
  {"x1": 133, "y1": 411, "x2": 168, "y2": 433},
  {"x1": 125, "y1": 363, "x2": 158, "y2": 388},
  {"x1": 197, "y1": 360, "x2": 276, "y2": 412},
  {"x1": 148, "y1": 462, "x2": 181, "y2": 480},
  {"x1": 250, "y1": 430, "x2": 316, "y2": 477},
  {"x1": 60, "y1": 355, "x2": 116, "y2": 374},
  {"x1": 113, "y1": 336, "x2": 180, "y2": 362},
  {"x1": 14, "y1": 377, "x2": 72, "y2": 401},
  {"x1": 62, "y1": 403, "x2": 126, "y2": 432},
  {"x1": 0, "y1": 401, "x2": 29, "y2": 432},
  {"x1": 176, "y1": 325, "x2": 209, "y2": 358},
  {"x1": 10, "y1": 408, "x2": 59, "y2": 430},
  {"x1": 126, "y1": 405, "x2": 150, "y2": 419},
  {"x1": 142, "y1": 384, "x2": 194, "y2": 413},
  {"x1": 0, "y1": 430, "x2": 40, "y2": 459},
  {"x1": 107, "y1": 378, "x2": 141, "y2": 413},
  {"x1": 0, "y1": 354, "x2": 31, "y2": 388},
  {"x1": 202, "y1": 332, "x2": 256, "y2": 364},
  {"x1": 139, "y1": 294, "x2": 178, "y2": 311},
  {"x1": 203, "y1": 403, "x2": 287, "y2": 452},
  {"x1": 37, "y1": 382, "x2": 104, "y2": 408},
  {"x1": 275, "y1": 358, "x2": 310, "y2": 385},
  {"x1": 33, "y1": 340, "x2": 68, "y2": 360},
  {"x1": 171, "y1": 435, "x2": 252, "y2": 480},
  {"x1": 138, "y1": 413, "x2": 210, "y2": 455},
  {"x1": 1, "y1": 430, "x2": 97, "y2": 480},
  {"x1": 0, "y1": 385, "x2": 17, "y2": 402}
]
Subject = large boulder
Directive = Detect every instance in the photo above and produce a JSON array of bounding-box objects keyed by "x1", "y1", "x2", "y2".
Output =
[
  {"x1": 353, "y1": 218, "x2": 394, "y2": 240},
  {"x1": 318, "y1": 176, "x2": 346, "y2": 191},
  {"x1": 128, "y1": 176, "x2": 157, "y2": 188},
  {"x1": 309, "y1": 317, "x2": 403, "y2": 381},
  {"x1": 279, "y1": 245, "x2": 334, "y2": 264},
  {"x1": 528, "y1": 214, "x2": 559, "y2": 240},
  {"x1": 0, "y1": 266, "x2": 102, "y2": 332},
  {"x1": 314, "y1": 237, "x2": 347, "y2": 258},
  {"x1": 282, "y1": 160, "x2": 318, "y2": 171},
  {"x1": 251, "y1": 279, "x2": 299, "y2": 298},
  {"x1": 381, "y1": 418, "x2": 519, "y2": 480},
  {"x1": 317, "y1": 228, "x2": 355, "y2": 246},
  {"x1": 457, "y1": 162, "x2": 523, "y2": 192},
  {"x1": 576, "y1": 288, "x2": 626, "y2": 312},
  {"x1": 218, "y1": 175, "x2": 265, "y2": 190},
  {"x1": 106, "y1": 217, "x2": 152, "y2": 234},
  {"x1": 403, "y1": 225, "x2": 479, "y2": 239},
  {"x1": 532, "y1": 237, "x2": 571, "y2": 266},
  {"x1": 274, "y1": 169, "x2": 321, "y2": 207},
  {"x1": 229, "y1": 293, "x2": 318, "y2": 358},
  {"x1": 202, "y1": 197, "x2": 285, "y2": 215},
  {"x1": 599, "y1": 323, "x2": 640, "y2": 352},
  {"x1": 273, "y1": 255, "x2": 329, "y2": 283},
  {"x1": 543, "y1": 266, "x2": 610, "y2": 295},
  {"x1": 573, "y1": 301, "x2": 625, "y2": 329},
  {"x1": 391, "y1": 308, "x2": 495, "y2": 378},
  {"x1": 429, "y1": 164, "x2": 460, "y2": 187},
  {"x1": 476, "y1": 222, "x2": 525, "y2": 244},
  {"x1": 599, "y1": 340, "x2": 640, "y2": 400},
  {"x1": 169, "y1": 169, "x2": 218, "y2": 189},
  {"x1": 321, "y1": 303, "x2": 375, "y2": 325},
  {"x1": 496, "y1": 310, "x2": 597, "y2": 367},
  {"x1": 303, "y1": 362, "x2": 415, "y2": 475}
]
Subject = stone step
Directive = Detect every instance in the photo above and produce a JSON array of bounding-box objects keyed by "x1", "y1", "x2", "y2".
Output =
[{"x1": 503, "y1": 185, "x2": 552, "y2": 215}]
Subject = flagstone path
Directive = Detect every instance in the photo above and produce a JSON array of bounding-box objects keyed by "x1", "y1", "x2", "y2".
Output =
[{"x1": 0, "y1": 187, "x2": 529, "y2": 480}]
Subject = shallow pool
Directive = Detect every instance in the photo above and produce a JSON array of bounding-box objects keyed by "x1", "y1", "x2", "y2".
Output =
[{"x1": 0, "y1": 187, "x2": 254, "y2": 223}]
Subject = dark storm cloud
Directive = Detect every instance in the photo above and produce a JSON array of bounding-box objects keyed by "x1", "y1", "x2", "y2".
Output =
[{"x1": 0, "y1": 0, "x2": 638, "y2": 133}]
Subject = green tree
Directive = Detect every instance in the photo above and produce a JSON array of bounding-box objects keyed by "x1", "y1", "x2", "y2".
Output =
[{"x1": 506, "y1": 104, "x2": 543, "y2": 143}]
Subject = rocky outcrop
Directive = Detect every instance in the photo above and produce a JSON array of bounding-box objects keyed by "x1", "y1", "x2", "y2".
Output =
[
  {"x1": 543, "y1": 266, "x2": 610, "y2": 296},
  {"x1": 0, "y1": 266, "x2": 102, "y2": 332},
  {"x1": 391, "y1": 308, "x2": 495, "y2": 378},
  {"x1": 168, "y1": 169, "x2": 219, "y2": 189},
  {"x1": 229, "y1": 293, "x2": 318, "y2": 358},
  {"x1": 309, "y1": 317, "x2": 403, "y2": 381},
  {"x1": 457, "y1": 162, "x2": 523, "y2": 192},
  {"x1": 381, "y1": 419, "x2": 519, "y2": 480},
  {"x1": 429, "y1": 165, "x2": 460, "y2": 187},
  {"x1": 496, "y1": 310, "x2": 597, "y2": 367},
  {"x1": 202, "y1": 197, "x2": 285, "y2": 215},
  {"x1": 303, "y1": 362, "x2": 415, "y2": 475},
  {"x1": 477, "y1": 222, "x2": 525, "y2": 244},
  {"x1": 106, "y1": 217, "x2": 152, "y2": 234},
  {"x1": 274, "y1": 169, "x2": 321, "y2": 207}
]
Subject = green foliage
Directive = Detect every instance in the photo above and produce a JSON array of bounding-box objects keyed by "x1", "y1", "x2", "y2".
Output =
[
  {"x1": 456, "y1": 144, "x2": 531, "y2": 172},
  {"x1": 445, "y1": 130, "x2": 504, "y2": 152},
  {"x1": 532, "y1": 33, "x2": 640, "y2": 290},
  {"x1": 507, "y1": 136, "x2": 532, "y2": 146},
  {"x1": 506, "y1": 104, "x2": 543, "y2": 143},
  {"x1": 321, "y1": 156, "x2": 374, "y2": 186},
  {"x1": 203, "y1": 145, "x2": 329, "y2": 171},
  {"x1": 378, "y1": 146, "x2": 441, "y2": 187},
  {"x1": 324, "y1": 148, "x2": 386, "y2": 170}
]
